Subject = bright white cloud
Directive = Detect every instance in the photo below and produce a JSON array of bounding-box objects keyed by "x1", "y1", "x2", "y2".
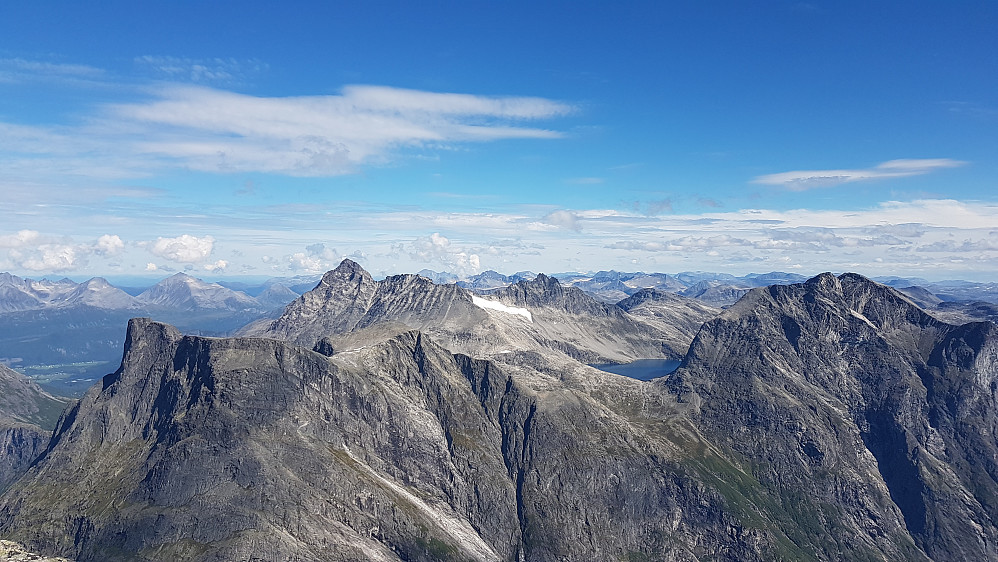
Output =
[
  {"x1": 98, "y1": 84, "x2": 573, "y2": 177},
  {"x1": 15, "y1": 244, "x2": 83, "y2": 272},
  {"x1": 263, "y1": 244, "x2": 340, "y2": 273},
  {"x1": 409, "y1": 233, "x2": 481, "y2": 276},
  {"x1": 147, "y1": 235, "x2": 214, "y2": 263},
  {"x1": 94, "y1": 234, "x2": 125, "y2": 256},
  {"x1": 203, "y1": 259, "x2": 229, "y2": 272},
  {"x1": 0, "y1": 81, "x2": 572, "y2": 187},
  {"x1": 753, "y1": 158, "x2": 966, "y2": 190},
  {"x1": 0, "y1": 230, "x2": 41, "y2": 248},
  {"x1": 0, "y1": 232, "x2": 129, "y2": 273}
]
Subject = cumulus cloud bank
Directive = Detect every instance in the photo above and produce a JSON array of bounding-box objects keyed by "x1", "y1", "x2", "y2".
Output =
[
  {"x1": 409, "y1": 233, "x2": 481, "y2": 276},
  {"x1": 0, "y1": 231, "x2": 128, "y2": 272},
  {"x1": 147, "y1": 234, "x2": 214, "y2": 263}
]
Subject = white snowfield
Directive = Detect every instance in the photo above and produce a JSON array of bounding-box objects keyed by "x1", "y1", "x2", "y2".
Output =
[{"x1": 471, "y1": 295, "x2": 533, "y2": 322}]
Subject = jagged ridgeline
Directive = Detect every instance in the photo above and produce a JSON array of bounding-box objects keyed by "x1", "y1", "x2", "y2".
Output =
[{"x1": 0, "y1": 261, "x2": 995, "y2": 561}]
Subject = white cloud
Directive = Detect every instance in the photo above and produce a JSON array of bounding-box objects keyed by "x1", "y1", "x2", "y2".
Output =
[
  {"x1": 0, "y1": 58, "x2": 104, "y2": 83},
  {"x1": 305, "y1": 243, "x2": 339, "y2": 262},
  {"x1": 147, "y1": 234, "x2": 214, "y2": 263},
  {"x1": 94, "y1": 234, "x2": 125, "y2": 256},
  {"x1": 409, "y1": 233, "x2": 481, "y2": 276},
  {"x1": 0, "y1": 232, "x2": 129, "y2": 273},
  {"x1": 0, "y1": 79, "x2": 573, "y2": 187},
  {"x1": 263, "y1": 244, "x2": 340, "y2": 273},
  {"x1": 0, "y1": 230, "x2": 40, "y2": 248},
  {"x1": 101, "y1": 84, "x2": 573, "y2": 177},
  {"x1": 538, "y1": 210, "x2": 583, "y2": 232},
  {"x1": 10, "y1": 244, "x2": 82, "y2": 272},
  {"x1": 753, "y1": 158, "x2": 966, "y2": 190},
  {"x1": 203, "y1": 259, "x2": 229, "y2": 272},
  {"x1": 145, "y1": 262, "x2": 159, "y2": 271}
]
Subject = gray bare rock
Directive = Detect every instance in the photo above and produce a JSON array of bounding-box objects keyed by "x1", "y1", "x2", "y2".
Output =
[
  {"x1": 0, "y1": 364, "x2": 69, "y2": 432},
  {"x1": 2, "y1": 271, "x2": 997, "y2": 561},
  {"x1": 616, "y1": 288, "x2": 721, "y2": 349},
  {"x1": 0, "y1": 364, "x2": 70, "y2": 491},
  {"x1": 0, "y1": 319, "x2": 791, "y2": 561},
  {"x1": 667, "y1": 272, "x2": 998, "y2": 560},
  {"x1": 244, "y1": 259, "x2": 696, "y2": 363}
]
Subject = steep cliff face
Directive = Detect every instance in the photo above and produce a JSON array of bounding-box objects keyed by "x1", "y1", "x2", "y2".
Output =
[
  {"x1": 0, "y1": 364, "x2": 70, "y2": 491},
  {"x1": 668, "y1": 272, "x2": 998, "y2": 559},
  {"x1": 246, "y1": 259, "x2": 696, "y2": 363},
  {"x1": 0, "y1": 319, "x2": 795, "y2": 562},
  {"x1": 3, "y1": 272, "x2": 996, "y2": 561},
  {"x1": 0, "y1": 422, "x2": 49, "y2": 493}
]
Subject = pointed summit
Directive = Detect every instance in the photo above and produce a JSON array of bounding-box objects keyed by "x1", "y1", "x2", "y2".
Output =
[{"x1": 320, "y1": 259, "x2": 373, "y2": 288}]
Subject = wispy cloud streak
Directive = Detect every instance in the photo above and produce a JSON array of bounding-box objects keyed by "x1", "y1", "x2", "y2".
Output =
[
  {"x1": 753, "y1": 158, "x2": 966, "y2": 190},
  {"x1": 0, "y1": 83, "x2": 574, "y2": 180}
]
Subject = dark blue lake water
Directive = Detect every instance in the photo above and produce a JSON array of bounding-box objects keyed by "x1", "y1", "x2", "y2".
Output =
[{"x1": 591, "y1": 359, "x2": 682, "y2": 381}]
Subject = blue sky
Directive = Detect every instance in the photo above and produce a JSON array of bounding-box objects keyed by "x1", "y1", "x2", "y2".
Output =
[{"x1": 2, "y1": 1, "x2": 996, "y2": 281}]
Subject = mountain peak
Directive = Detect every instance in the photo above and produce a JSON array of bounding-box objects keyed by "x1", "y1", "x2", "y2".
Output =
[{"x1": 321, "y1": 259, "x2": 372, "y2": 287}]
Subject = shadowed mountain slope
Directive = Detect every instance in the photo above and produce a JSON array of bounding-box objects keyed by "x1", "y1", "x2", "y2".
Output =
[
  {"x1": 667, "y1": 272, "x2": 998, "y2": 559},
  {"x1": 1, "y1": 318, "x2": 787, "y2": 562},
  {"x1": 0, "y1": 365, "x2": 71, "y2": 491}
]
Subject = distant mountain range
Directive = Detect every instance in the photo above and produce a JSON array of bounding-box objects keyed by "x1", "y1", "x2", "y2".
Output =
[
  {"x1": 1, "y1": 262, "x2": 996, "y2": 560},
  {"x1": 0, "y1": 272, "x2": 309, "y2": 396},
  {"x1": 0, "y1": 271, "x2": 304, "y2": 314},
  {"x1": 3, "y1": 266, "x2": 997, "y2": 398},
  {"x1": 242, "y1": 260, "x2": 718, "y2": 364}
]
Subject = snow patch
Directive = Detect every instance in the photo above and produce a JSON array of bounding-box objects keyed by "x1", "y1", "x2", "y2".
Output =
[
  {"x1": 849, "y1": 309, "x2": 878, "y2": 330},
  {"x1": 471, "y1": 295, "x2": 533, "y2": 322}
]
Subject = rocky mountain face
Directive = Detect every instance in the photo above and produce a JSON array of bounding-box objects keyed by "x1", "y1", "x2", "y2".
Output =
[
  {"x1": 0, "y1": 365, "x2": 69, "y2": 491},
  {"x1": 1, "y1": 268, "x2": 996, "y2": 561},
  {"x1": 136, "y1": 273, "x2": 264, "y2": 312},
  {"x1": 616, "y1": 288, "x2": 721, "y2": 347},
  {"x1": 678, "y1": 280, "x2": 751, "y2": 307},
  {"x1": 667, "y1": 272, "x2": 998, "y2": 560},
  {"x1": 0, "y1": 365, "x2": 68, "y2": 431},
  {"x1": 1, "y1": 318, "x2": 772, "y2": 562},
  {"x1": 0, "y1": 274, "x2": 138, "y2": 313},
  {"x1": 246, "y1": 260, "x2": 708, "y2": 363}
]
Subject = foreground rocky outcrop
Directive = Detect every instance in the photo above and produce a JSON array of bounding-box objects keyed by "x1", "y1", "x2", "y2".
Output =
[{"x1": 0, "y1": 539, "x2": 72, "y2": 561}]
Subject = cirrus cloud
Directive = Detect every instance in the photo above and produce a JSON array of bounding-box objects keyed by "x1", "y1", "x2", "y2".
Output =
[
  {"x1": 753, "y1": 158, "x2": 966, "y2": 190},
  {"x1": 105, "y1": 84, "x2": 575, "y2": 177}
]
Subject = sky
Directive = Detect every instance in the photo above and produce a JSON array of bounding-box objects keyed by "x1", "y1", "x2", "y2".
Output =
[{"x1": 1, "y1": 1, "x2": 996, "y2": 282}]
